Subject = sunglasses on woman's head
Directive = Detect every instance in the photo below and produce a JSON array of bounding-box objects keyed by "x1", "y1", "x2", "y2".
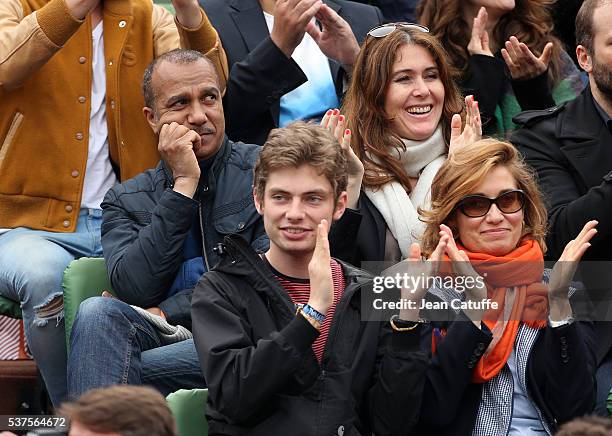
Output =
[
  {"x1": 456, "y1": 190, "x2": 526, "y2": 218},
  {"x1": 367, "y1": 22, "x2": 429, "y2": 39}
]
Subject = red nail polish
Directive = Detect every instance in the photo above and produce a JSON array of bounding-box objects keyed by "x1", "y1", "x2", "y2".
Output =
[
  {"x1": 333, "y1": 109, "x2": 339, "y2": 115},
  {"x1": 326, "y1": 109, "x2": 332, "y2": 115},
  {"x1": 339, "y1": 115, "x2": 344, "y2": 122},
  {"x1": 345, "y1": 129, "x2": 350, "y2": 135}
]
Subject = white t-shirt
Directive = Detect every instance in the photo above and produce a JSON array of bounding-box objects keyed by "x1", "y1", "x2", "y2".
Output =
[
  {"x1": 80, "y1": 21, "x2": 117, "y2": 210},
  {"x1": 263, "y1": 12, "x2": 339, "y2": 127}
]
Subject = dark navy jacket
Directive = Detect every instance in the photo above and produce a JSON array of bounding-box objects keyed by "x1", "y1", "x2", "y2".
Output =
[{"x1": 101, "y1": 136, "x2": 268, "y2": 329}]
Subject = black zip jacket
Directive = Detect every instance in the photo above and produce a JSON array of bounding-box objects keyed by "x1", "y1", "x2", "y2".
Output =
[
  {"x1": 191, "y1": 234, "x2": 429, "y2": 436},
  {"x1": 101, "y1": 137, "x2": 268, "y2": 327},
  {"x1": 330, "y1": 192, "x2": 387, "y2": 267}
]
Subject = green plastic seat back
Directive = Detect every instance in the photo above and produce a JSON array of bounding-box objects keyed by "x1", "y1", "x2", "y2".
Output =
[
  {"x1": 0, "y1": 295, "x2": 21, "y2": 318},
  {"x1": 166, "y1": 388, "x2": 208, "y2": 436},
  {"x1": 62, "y1": 257, "x2": 114, "y2": 349},
  {"x1": 154, "y1": 0, "x2": 175, "y2": 13}
]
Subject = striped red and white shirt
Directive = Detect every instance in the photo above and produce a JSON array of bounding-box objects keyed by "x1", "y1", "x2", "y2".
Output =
[{"x1": 263, "y1": 256, "x2": 346, "y2": 363}]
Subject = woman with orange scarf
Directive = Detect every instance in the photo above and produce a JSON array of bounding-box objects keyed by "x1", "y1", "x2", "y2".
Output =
[{"x1": 407, "y1": 139, "x2": 598, "y2": 435}]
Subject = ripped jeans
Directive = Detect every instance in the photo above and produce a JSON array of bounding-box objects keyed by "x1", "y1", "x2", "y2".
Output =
[{"x1": 0, "y1": 209, "x2": 103, "y2": 406}]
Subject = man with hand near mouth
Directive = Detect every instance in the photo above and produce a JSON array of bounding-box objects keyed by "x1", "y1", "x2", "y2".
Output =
[
  {"x1": 67, "y1": 49, "x2": 267, "y2": 400},
  {"x1": 0, "y1": 0, "x2": 226, "y2": 406}
]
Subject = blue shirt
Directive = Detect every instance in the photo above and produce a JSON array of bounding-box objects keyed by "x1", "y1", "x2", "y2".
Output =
[{"x1": 508, "y1": 349, "x2": 547, "y2": 435}]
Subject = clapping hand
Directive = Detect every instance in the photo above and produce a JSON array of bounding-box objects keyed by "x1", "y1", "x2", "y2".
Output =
[
  {"x1": 439, "y1": 225, "x2": 487, "y2": 326},
  {"x1": 270, "y1": 0, "x2": 322, "y2": 57},
  {"x1": 172, "y1": 0, "x2": 205, "y2": 29},
  {"x1": 449, "y1": 95, "x2": 482, "y2": 156},
  {"x1": 548, "y1": 220, "x2": 597, "y2": 321},
  {"x1": 307, "y1": 220, "x2": 334, "y2": 316},
  {"x1": 467, "y1": 7, "x2": 493, "y2": 57},
  {"x1": 501, "y1": 36, "x2": 553, "y2": 81},
  {"x1": 321, "y1": 109, "x2": 364, "y2": 208},
  {"x1": 65, "y1": 0, "x2": 101, "y2": 20},
  {"x1": 306, "y1": 4, "x2": 360, "y2": 67},
  {"x1": 380, "y1": 235, "x2": 448, "y2": 322}
]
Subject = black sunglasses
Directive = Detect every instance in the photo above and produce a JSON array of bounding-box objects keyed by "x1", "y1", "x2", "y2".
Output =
[
  {"x1": 456, "y1": 190, "x2": 526, "y2": 218},
  {"x1": 367, "y1": 22, "x2": 429, "y2": 39}
]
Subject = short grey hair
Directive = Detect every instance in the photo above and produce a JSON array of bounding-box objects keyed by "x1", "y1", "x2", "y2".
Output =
[{"x1": 141, "y1": 49, "x2": 217, "y2": 110}]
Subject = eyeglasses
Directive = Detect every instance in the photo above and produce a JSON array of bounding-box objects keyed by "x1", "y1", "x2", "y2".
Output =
[
  {"x1": 456, "y1": 190, "x2": 526, "y2": 218},
  {"x1": 367, "y1": 22, "x2": 429, "y2": 39}
]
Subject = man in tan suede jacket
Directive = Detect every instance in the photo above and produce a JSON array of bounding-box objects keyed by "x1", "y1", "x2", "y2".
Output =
[{"x1": 0, "y1": 0, "x2": 227, "y2": 406}]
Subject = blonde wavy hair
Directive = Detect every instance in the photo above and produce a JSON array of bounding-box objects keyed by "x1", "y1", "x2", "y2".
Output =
[{"x1": 419, "y1": 139, "x2": 547, "y2": 256}]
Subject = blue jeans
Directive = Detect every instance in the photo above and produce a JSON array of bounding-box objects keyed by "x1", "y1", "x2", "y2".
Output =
[
  {"x1": 0, "y1": 209, "x2": 103, "y2": 406},
  {"x1": 68, "y1": 297, "x2": 205, "y2": 399}
]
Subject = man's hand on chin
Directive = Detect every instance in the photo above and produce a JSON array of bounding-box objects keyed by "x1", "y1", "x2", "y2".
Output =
[{"x1": 158, "y1": 122, "x2": 201, "y2": 199}]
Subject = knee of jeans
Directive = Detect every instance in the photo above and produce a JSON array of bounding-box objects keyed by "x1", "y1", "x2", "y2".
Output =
[
  {"x1": 73, "y1": 296, "x2": 125, "y2": 330},
  {"x1": 11, "y1": 256, "x2": 69, "y2": 307},
  {"x1": 32, "y1": 292, "x2": 64, "y2": 328}
]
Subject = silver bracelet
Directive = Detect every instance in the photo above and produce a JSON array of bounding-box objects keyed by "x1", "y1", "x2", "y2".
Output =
[{"x1": 548, "y1": 315, "x2": 574, "y2": 328}]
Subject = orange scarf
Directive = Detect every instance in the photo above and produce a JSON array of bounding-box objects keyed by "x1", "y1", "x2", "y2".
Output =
[{"x1": 435, "y1": 239, "x2": 548, "y2": 383}]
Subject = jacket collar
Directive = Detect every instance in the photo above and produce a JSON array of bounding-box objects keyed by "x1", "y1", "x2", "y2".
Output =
[
  {"x1": 557, "y1": 85, "x2": 606, "y2": 140},
  {"x1": 228, "y1": 0, "x2": 270, "y2": 54},
  {"x1": 555, "y1": 86, "x2": 612, "y2": 189}
]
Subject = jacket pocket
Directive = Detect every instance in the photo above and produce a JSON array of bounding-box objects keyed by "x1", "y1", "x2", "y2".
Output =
[
  {"x1": 213, "y1": 197, "x2": 269, "y2": 251},
  {"x1": 0, "y1": 112, "x2": 23, "y2": 170}
]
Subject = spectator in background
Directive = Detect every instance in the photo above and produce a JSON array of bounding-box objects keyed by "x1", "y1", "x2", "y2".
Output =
[
  {"x1": 60, "y1": 385, "x2": 177, "y2": 436},
  {"x1": 199, "y1": 0, "x2": 382, "y2": 145},
  {"x1": 328, "y1": 25, "x2": 481, "y2": 267},
  {"x1": 192, "y1": 122, "x2": 428, "y2": 435},
  {"x1": 418, "y1": 0, "x2": 584, "y2": 137},
  {"x1": 511, "y1": 0, "x2": 612, "y2": 416},
  {"x1": 557, "y1": 415, "x2": 612, "y2": 436},
  {"x1": 68, "y1": 49, "x2": 267, "y2": 400},
  {"x1": 0, "y1": 0, "x2": 226, "y2": 406},
  {"x1": 352, "y1": 0, "x2": 419, "y2": 22}
]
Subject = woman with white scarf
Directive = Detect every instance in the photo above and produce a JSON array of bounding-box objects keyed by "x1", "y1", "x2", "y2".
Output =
[{"x1": 327, "y1": 23, "x2": 481, "y2": 266}]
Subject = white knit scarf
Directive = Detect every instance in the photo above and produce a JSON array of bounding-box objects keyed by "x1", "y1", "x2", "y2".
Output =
[{"x1": 364, "y1": 127, "x2": 446, "y2": 258}]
